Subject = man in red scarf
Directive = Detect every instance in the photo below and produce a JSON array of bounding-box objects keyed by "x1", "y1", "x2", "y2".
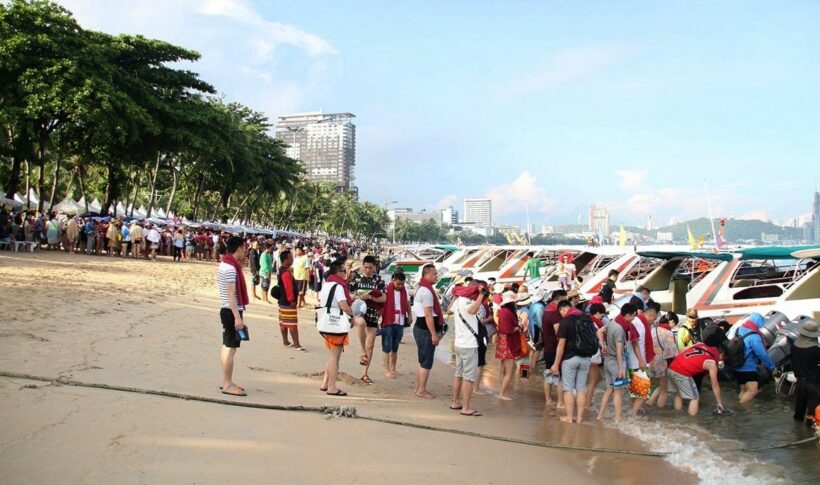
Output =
[
  {"x1": 218, "y1": 237, "x2": 249, "y2": 397},
  {"x1": 381, "y1": 272, "x2": 411, "y2": 378},
  {"x1": 413, "y1": 264, "x2": 444, "y2": 399}
]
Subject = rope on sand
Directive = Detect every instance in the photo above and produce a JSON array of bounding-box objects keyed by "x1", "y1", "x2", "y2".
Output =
[{"x1": 2, "y1": 370, "x2": 816, "y2": 457}]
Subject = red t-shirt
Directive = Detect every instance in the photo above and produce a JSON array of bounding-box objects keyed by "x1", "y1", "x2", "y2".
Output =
[
  {"x1": 541, "y1": 304, "x2": 560, "y2": 353},
  {"x1": 669, "y1": 343, "x2": 719, "y2": 377}
]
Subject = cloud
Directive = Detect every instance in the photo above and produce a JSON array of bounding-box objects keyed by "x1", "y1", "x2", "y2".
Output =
[
  {"x1": 57, "y1": 0, "x2": 338, "y2": 117},
  {"x1": 615, "y1": 169, "x2": 649, "y2": 191},
  {"x1": 499, "y1": 43, "x2": 631, "y2": 98},
  {"x1": 434, "y1": 194, "x2": 459, "y2": 210},
  {"x1": 485, "y1": 171, "x2": 555, "y2": 217}
]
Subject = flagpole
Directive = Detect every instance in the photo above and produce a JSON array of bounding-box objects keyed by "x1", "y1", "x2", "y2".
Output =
[
  {"x1": 526, "y1": 203, "x2": 531, "y2": 245},
  {"x1": 704, "y1": 179, "x2": 719, "y2": 251}
]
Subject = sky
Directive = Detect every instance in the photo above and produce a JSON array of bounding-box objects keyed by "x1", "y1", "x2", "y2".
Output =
[{"x1": 57, "y1": 0, "x2": 820, "y2": 228}]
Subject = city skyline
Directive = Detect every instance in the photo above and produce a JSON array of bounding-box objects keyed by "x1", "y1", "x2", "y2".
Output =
[{"x1": 57, "y1": 1, "x2": 820, "y2": 227}]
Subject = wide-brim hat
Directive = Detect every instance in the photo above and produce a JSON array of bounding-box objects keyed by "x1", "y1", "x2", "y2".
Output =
[
  {"x1": 499, "y1": 291, "x2": 519, "y2": 307},
  {"x1": 795, "y1": 321, "x2": 819, "y2": 348},
  {"x1": 516, "y1": 293, "x2": 533, "y2": 306},
  {"x1": 567, "y1": 289, "x2": 580, "y2": 299}
]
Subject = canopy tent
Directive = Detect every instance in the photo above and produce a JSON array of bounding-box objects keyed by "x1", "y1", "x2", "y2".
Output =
[
  {"x1": 637, "y1": 250, "x2": 734, "y2": 262},
  {"x1": 88, "y1": 198, "x2": 103, "y2": 214},
  {"x1": 740, "y1": 245, "x2": 820, "y2": 261},
  {"x1": 110, "y1": 201, "x2": 127, "y2": 216},
  {"x1": 135, "y1": 205, "x2": 148, "y2": 218},
  {"x1": 52, "y1": 197, "x2": 85, "y2": 215},
  {"x1": 1, "y1": 196, "x2": 23, "y2": 210},
  {"x1": 155, "y1": 208, "x2": 167, "y2": 218}
]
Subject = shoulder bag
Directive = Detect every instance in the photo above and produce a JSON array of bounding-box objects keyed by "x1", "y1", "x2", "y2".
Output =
[
  {"x1": 457, "y1": 307, "x2": 487, "y2": 347},
  {"x1": 316, "y1": 283, "x2": 352, "y2": 334}
]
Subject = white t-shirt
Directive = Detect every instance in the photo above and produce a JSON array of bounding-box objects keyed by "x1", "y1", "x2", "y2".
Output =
[
  {"x1": 146, "y1": 229, "x2": 161, "y2": 243},
  {"x1": 392, "y1": 290, "x2": 406, "y2": 326},
  {"x1": 453, "y1": 297, "x2": 479, "y2": 349},
  {"x1": 626, "y1": 316, "x2": 647, "y2": 369},
  {"x1": 412, "y1": 286, "x2": 436, "y2": 319},
  {"x1": 217, "y1": 262, "x2": 245, "y2": 311},
  {"x1": 318, "y1": 282, "x2": 347, "y2": 310}
]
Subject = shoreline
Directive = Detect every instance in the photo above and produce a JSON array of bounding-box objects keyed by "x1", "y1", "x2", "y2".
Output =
[{"x1": 0, "y1": 251, "x2": 696, "y2": 484}]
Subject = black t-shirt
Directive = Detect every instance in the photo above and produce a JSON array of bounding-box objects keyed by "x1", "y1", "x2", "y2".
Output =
[
  {"x1": 349, "y1": 273, "x2": 386, "y2": 324},
  {"x1": 557, "y1": 316, "x2": 578, "y2": 361},
  {"x1": 791, "y1": 344, "x2": 820, "y2": 384}
]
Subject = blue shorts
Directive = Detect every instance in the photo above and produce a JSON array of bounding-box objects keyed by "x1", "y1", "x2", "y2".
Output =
[
  {"x1": 413, "y1": 324, "x2": 435, "y2": 370},
  {"x1": 381, "y1": 324, "x2": 404, "y2": 353}
]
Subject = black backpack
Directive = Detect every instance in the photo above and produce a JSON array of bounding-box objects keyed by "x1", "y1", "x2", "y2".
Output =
[
  {"x1": 571, "y1": 314, "x2": 600, "y2": 358},
  {"x1": 724, "y1": 331, "x2": 757, "y2": 369}
]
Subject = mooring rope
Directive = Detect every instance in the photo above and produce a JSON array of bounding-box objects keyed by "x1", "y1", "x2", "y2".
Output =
[{"x1": 2, "y1": 370, "x2": 816, "y2": 457}]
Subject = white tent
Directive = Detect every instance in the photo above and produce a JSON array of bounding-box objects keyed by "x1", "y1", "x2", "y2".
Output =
[
  {"x1": 89, "y1": 198, "x2": 103, "y2": 214},
  {"x1": 115, "y1": 202, "x2": 127, "y2": 216},
  {"x1": 135, "y1": 205, "x2": 148, "y2": 218},
  {"x1": 156, "y1": 207, "x2": 167, "y2": 218},
  {"x1": 53, "y1": 197, "x2": 84, "y2": 215}
]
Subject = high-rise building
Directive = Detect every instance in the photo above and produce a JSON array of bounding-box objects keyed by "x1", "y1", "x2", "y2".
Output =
[
  {"x1": 645, "y1": 215, "x2": 657, "y2": 231},
  {"x1": 274, "y1": 110, "x2": 356, "y2": 192},
  {"x1": 440, "y1": 206, "x2": 458, "y2": 226},
  {"x1": 463, "y1": 198, "x2": 492, "y2": 226},
  {"x1": 588, "y1": 204, "x2": 610, "y2": 237},
  {"x1": 813, "y1": 191, "x2": 819, "y2": 243}
]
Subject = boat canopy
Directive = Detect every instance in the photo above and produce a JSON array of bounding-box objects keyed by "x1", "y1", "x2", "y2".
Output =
[
  {"x1": 637, "y1": 250, "x2": 734, "y2": 262},
  {"x1": 792, "y1": 248, "x2": 820, "y2": 260},
  {"x1": 739, "y1": 245, "x2": 820, "y2": 260}
]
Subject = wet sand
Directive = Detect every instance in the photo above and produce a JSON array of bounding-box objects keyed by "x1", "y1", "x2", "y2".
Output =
[{"x1": 0, "y1": 251, "x2": 696, "y2": 484}]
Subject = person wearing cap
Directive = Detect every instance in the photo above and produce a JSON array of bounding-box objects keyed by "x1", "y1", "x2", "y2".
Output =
[
  {"x1": 789, "y1": 320, "x2": 820, "y2": 423},
  {"x1": 676, "y1": 308, "x2": 701, "y2": 350},
  {"x1": 666, "y1": 329, "x2": 728, "y2": 416},
  {"x1": 733, "y1": 312, "x2": 776, "y2": 404},
  {"x1": 495, "y1": 290, "x2": 522, "y2": 401}
]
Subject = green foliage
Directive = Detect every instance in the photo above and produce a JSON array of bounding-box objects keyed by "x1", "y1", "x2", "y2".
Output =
[{"x1": 0, "y1": 1, "x2": 389, "y2": 238}]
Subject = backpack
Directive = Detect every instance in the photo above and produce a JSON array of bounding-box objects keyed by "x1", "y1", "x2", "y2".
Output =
[
  {"x1": 571, "y1": 314, "x2": 600, "y2": 358},
  {"x1": 724, "y1": 331, "x2": 757, "y2": 369}
]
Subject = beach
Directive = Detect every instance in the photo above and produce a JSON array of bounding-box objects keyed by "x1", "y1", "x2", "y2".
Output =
[{"x1": 1, "y1": 251, "x2": 699, "y2": 484}]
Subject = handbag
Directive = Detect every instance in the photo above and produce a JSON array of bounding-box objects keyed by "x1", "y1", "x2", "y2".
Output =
[
  {"x1": 315, "y1": 283, "x2": 352, "y2": 334},
  {"x1": 457, "y1": 309, "x2": 487, "y2": 347}
]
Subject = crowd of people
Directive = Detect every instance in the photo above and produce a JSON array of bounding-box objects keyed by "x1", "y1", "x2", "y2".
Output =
[{"x1": 217, "y1": 248, "x2": 820, "y2": 427}]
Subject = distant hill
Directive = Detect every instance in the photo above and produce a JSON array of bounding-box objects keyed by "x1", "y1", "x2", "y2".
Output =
[{"x1": 656, "y1": 217, "x2": 801, "y2": 242}]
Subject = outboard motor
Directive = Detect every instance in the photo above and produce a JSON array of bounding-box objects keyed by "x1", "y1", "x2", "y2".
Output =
[{"x1": 761, "y1": 311, "x2": 791, "y2": 347}]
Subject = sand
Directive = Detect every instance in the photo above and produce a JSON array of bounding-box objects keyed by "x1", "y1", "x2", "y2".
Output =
[{"x1": 0, "y1": 251, "x2": 697, "y2": 484}]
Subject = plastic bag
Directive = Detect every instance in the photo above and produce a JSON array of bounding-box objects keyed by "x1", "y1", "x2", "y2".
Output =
[{"x1": 628, "y1": 370, "x2": 651, "y2": 400}]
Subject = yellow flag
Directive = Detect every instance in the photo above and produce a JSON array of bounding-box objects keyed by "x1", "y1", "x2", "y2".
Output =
[
  {"x1": 619, "y1": 225, "x2": 627, "y2": 248},
  {"x1": 687, "y1": 225, "x2": 697, "y2": 249}
]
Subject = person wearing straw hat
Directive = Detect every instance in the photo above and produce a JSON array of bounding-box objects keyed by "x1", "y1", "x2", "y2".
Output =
[
  {"x1": 790, "y1": 320, "x2": 820, "y2": 424},
  {"x1": 495, "y1": 290, "x2": 522, "y2": 401}
]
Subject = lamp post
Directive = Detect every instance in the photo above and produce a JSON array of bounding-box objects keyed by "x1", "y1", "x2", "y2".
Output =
[{"x1": 384, "y1": 200, "x2": 398, "y2": 244}]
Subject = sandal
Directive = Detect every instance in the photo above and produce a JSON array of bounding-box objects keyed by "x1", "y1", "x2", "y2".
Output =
[
  {"x1": 460, "y1": 410, "x2": 482, "y2": 417},
  {"x1": 360, "y1": 376, "x2": 373, "y2": 384},
  {"x1": 327, "y1": 390, "x2": 348, "y2": 396},
  {"x1": 359, "y1": 353, "x2": 369, "y2": 366},
  {"x1": 219, "y1": 385, "x2": 245, "y2": 391},
  {"x1": 293, "y1": 347, "x2": 307, "y2": 352},
  {"x1": 449, "y1": 405, "x2": 463, "y2": 410},
  {"x1": 221, "y1": 387, "x2": 247, "y2": 397},
  {"x1": 320, "y1": 387, "x2": 328, "y2": 392}
]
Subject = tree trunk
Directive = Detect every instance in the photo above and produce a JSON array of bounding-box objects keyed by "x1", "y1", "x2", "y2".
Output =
[
  {"x1": 261, "y1": 193, "x2": 275, "y2": 227},
  {"x1": 48, "y1": 152, "x2": 61, "y2": 211},
  {"x1": 192, "y1": 172, "x2": 204, "y2": 221},
  {"x1": 5, "y1": 154, "x2": 22, "y2": 199},
  {"x1": 36, "y1": 136, "x2": 47, "y2": 214},
  {"x1": 77, "y1": 161, "x2": 88, "y2": 214},
  {"x1": 146, "y1": 152, "x2": 162, "y2": 217},
  {"x1": 128, "y1": 171, "x2": 141, "y2": 217},
  {"x1": 165, "y1": 167, "x2": 178, "y2": 216},
  {"x1": 231, "y1": 183, "x2": 260, "y2": 221},
  {"x1": 103, "y1": 162, "x2": 117, "y2": 216},
  {"x1": 24, "y1": 159, "x2": 30, "y2": 204}
]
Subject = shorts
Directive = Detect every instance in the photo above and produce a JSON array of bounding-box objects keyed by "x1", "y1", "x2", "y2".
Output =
[
  {"x1": 668, "y1": 370, "x2": 699, "y2": 401},
  {"x1": 260, "y1": 277, "x2": 271, "y2": 291},
  {"x1": 151, "y1": 243, "x2": 159, "y2": 249},
  {"x1": 321, "y1": 332, "x2": 349, "y2": 350},
  {"x1": 381, "y1": 324, "x2": 404, "y2": 353},
  {"x1": 560, "y1": 355, "x2": 591, "y2": 392},
  {"x1": 413, "y1": 323, "x2": 435, "y2": 370},
  {"x1": 735, "y1": 370, "x2": 760, "y2": 385},
  {"x1": 251, "y1": 275, "x2": 260, "y2": 286},
  {"x1": 364, "y1": 311, "x2": 380, "y2": 328},
  {"x1": 558, "y1": 276, "x2": 571, "y2": 287},
  {"x1": 454, "y1": 346, "x2": 479, "y2": 382},
  {"x1": 220, "y1": 308, "x2": 242, "y2": 348},
  {"x1": 603, "y1": 357, "x2": 627, "y2": 387},
  {"x1": 296, "y1": 279, "x2": 307, "y2": 294}
]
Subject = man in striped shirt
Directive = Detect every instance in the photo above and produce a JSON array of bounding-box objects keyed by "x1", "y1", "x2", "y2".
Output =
[{"x1": 219, "y1": 237, "x2": 248, "y2": 396}]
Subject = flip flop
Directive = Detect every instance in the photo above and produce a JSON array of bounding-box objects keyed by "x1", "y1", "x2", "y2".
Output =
[
  {"x1": 449, "y1": 405, "x2": 463, "y2": 410},
  {"x1": 460, "y1": 410, "x2": 482, "y2": 416},
  {"x1": 283, "y1": 343, "x2": 293, "y2": 348},
  {"x1": 327, "y1": 390, "x2": 347, "y2": 396},
  {"x1": 293, "y1": 347, "x2": 307, "y2": 352},
  {"x1": 221, "y1": 388, "x2": 247, "y2": 397},
  {"x1": 320, "y1": 387, "x2": 328, "y2": 392},
  {"x1": 359, "y1": 354, "x2": 369, "y2": 366},
  {"x1": 219, "y1": 385, "x2": 245, "y2": 391},
  {"x1": 360, "y1": 376, "x2": 373, "y2": 384}
]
